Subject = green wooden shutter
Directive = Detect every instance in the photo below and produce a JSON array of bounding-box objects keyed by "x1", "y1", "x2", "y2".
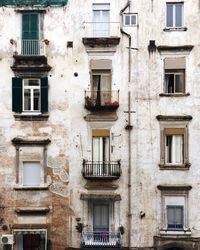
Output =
[
  {"x1": 41, "y1": 78, "x2": 48, "y2": 113},
  {"x1": 12, "y1": 77, "x2": 22, "y2": 112},
  {"x1": 22, "y1": 13, "x2": 39, "y2": 40}
]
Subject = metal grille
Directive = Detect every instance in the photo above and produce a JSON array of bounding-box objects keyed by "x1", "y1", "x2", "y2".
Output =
[{"x1": 0, "y1": 0, "x2": 68, "y2": 6}]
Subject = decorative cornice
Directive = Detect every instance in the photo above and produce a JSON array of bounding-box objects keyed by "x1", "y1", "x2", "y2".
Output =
[
  {"x1": 80, "y1": 193, "x2": 121, "y2": 201},
  {"x1": 156, "y1": 115, "x2": 192, "y2": 121},
  {"x1": 157, "y1": 185, "x2": 192, "y2": 191},
  {"x1": 12, "y1": 137, "x2": 51, "y2": 146},
  {"x1": 157, "y1": 45, "x2": 193, "y2": 52}
]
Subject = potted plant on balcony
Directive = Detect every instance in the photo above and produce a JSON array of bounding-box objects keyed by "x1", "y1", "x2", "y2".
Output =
[
  {"x1": 118, "y1": 225, "x2": 125, "y2": 235},
  {"x1": 76, "y1": 222, "x2": 84, "y2": 233}
]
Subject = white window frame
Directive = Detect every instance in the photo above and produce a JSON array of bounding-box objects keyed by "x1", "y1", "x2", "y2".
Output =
[
  {"x1": 165, "y1": 70, "x2": 185, "y2": 94},
  {"x1": 166, "y1": 2, "x2": 184, "y2": 28},
  {"x1": 23, "y1": 78, "x2": 41, "y2": 113},
  {"x1": 123, "y1": 13, "x2": 137, "y2": 26},
  {"x1": 22, "y1": 161, "x2": 43, "y2": 187},
  {"x1": 162, "y1": 194, "x2": 188, "y2": 231}
]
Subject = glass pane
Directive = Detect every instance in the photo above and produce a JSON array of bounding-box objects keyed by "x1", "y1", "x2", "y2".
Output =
[
  {"x1": 125, "y1": 15, "x2": 130, "y2": 25},
  {"x1": 131, "y1": 15, "x2": 136, "y2": 25},
  {"x1": 175, "y1": 74, "x2": 184, "y2": 93},
  {"x1": 167, "y1": 4, "x2": 173, "y2": 27},
  {"x1": 24, "y1": 79, "x2": 40, "y2": 86},
  {"x1": 34, "y1": 89, "x2": 40, "y2": 110},
  {"x1": 174, "y1": 135, "x2": 183, "y2": 164},
  {"x1": 165, "y1": 135, "x2": 172, "y2": 163},
  {"x1": 175, "y1": 4, "x2": 183, "y2": 27},
  {"x1": 23, "y1": 162, "x2": 41, "y2": 186},
  {"x1": 24, "y1": 89, "x2": 31, "y2": 111},
  {"x1": 165, "y1": 74, "x2": 174, "y2": 93}
]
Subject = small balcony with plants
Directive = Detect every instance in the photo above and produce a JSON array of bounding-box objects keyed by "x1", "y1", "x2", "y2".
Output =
[
  {"x1": 84, "y1": 90, "x2": 119, "y2": 112},
  {"x1": 82, "y1": 160, "x2": 121, "y2": 180}
]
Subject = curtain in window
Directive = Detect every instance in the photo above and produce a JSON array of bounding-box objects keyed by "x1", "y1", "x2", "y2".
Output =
[
  {"x1": 93, "y1": 204, "x2": 109, "y2": 232},
  {"x1": 93, "y1": 4, "x2": 110, "y2": 37},
  {"x1": 101, "y1": 75, "x2": 111, "y2": 105},
  {"x1": 165, "y1": 135, "x2": 183, "y2": 164},
  {"x1": 167, "y1": 206, "x2": 183, "y2": 229}
]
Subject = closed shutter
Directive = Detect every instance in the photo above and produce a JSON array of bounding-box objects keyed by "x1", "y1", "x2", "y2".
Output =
[
  {"x1": 12, "y1": 77, "x2": 22, "y2": 112},
  {"x1": 41, "y1": 77, "x2": 48, "y2": 113},
  {"x1": 22, "y1": 13, "x2": 39, "y2": 40}
]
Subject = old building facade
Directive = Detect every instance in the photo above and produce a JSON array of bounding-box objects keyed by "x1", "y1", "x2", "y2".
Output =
[{"x1": 0, "y1": 0, "x2": 200, "y2": 250}]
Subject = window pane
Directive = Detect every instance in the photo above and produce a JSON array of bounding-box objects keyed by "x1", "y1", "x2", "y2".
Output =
[
  {"x1": 175, "y1": 74, "x2": 184, "y2": 93},
  {"x1": 34, "y1": 89, "x2": 40, "y2": 110},
  {"x1": 174, "y1": 135, "x2": 183, "y2": 164},
  {"x1": 24, "y1": 79, "x2": 40, "y2": 86},
  {"x1": 167, "y1": 206, "x2": 183, "y2": 229},
  {"x1": 166, "y1": 135, "x2": 172, "y2": 163},
  {"x1": 167, "y1": 4, "x2": 173, "y2": 27},
  {"x1": 131, "y1": 15, "x2": 136, "y2": 25},
  {"x1": 125, "y1": 15, "x2": 130, "y2": 25},
  {"x1": 175, "y1": 4, "x2": 183, "y2": 27},
  {"x1": 23, "y1": 162, "x2": 41, "y2": 186},
  {"x1": 24, "y1": 89, "x2": 31, "y2": 111},
  {"x1": 165, "y1": 74, "x2": 174, "y2": 93}
]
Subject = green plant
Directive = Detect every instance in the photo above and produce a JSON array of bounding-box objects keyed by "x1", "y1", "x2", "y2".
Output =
[{"x1": 76, "y1": 222, "x2": 84, "y2": 233}]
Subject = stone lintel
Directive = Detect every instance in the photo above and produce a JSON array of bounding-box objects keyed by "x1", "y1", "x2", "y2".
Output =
[
  {"x1": 157, "y1": 185, "x2": 192, "y2": 191},
  {"x1": 156, "y1": 115, "x2": 192, "y2": 121}
]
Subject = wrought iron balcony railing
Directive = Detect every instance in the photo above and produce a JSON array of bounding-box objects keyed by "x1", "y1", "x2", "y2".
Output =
[
  {"x1": 21, "y1": 39, "x2": 45, "y2": 56},
  {"x1": 85, "y1": 90, "x2": 119, "y2": 111},
  {"x1": 82, "y1": 160, "x2": 121, "y2": 180},
  {"x1": 82, "y1": 22, "x2": 120, "y2": 38},
  {"x1": 81, "y1": 231, "x2": 122, "y2": 248}
]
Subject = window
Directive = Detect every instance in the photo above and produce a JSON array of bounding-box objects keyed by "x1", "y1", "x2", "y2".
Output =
[
  {"x1": 157, "y1": 115, "x2": 191, "y2": 170},
  {"x1": 14, "y1": 229, "x2": 47, "y2": 250},
  {"x1": 123, "y1": 14, "x2": 137, "y2": 26},
  {"x1": 22, "y1": 13, "x2": 40, "y2": 55},
  {"x1": 165, "y1": 133, "x2": 183, "y2": 164},
  {"x1": 92, "y1": 70, "x2": 111, "y2": 106},
  {"x1": 22, "y1": 162, "x2": 42, "y2": 187},
  {"x1": 158, "y1": 185, "x2": 192, "y2": 235},
  {"x1": 164, "y1": 57, "x2": 185, "y2": 94},
  {"x1": 166, "y1": 3, "x2": 184, "y2": 28},
  {"x1": 167, "y1": 205, "x2": 183, "y2": 229},
  {"x1": 93, "y1": 4, "x2": 110, "y2": 37},
  {"x1": 23, "y1": 79, "x2": 40, "y2": 112},
  {"x1": 12, "y1": 77, "x2": 48, "y2": 114}
]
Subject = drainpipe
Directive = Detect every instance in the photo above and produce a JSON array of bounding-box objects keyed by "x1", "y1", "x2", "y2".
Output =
[{"x1": 120, "y1": 1, "x2": 132, "y2": 249}]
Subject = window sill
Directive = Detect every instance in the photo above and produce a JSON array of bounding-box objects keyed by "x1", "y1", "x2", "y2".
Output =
[
  {"x1": 160, "y1": 228, "x2": 191, "y2": 236},
  {"x1": 14, "y1": 185, "x2": 49, "y2": 190},
  {"x1": 159, "y1": 93, "x2": 190, "y2": 97},
  {"x1": 163, "y1": 27, "x2": 187, "y2": 32},
  {"x1": 14, "y1": 113, "x2": 49, "y2": 121},
  {"x1": 159, "y1": 163, "x2": 191, "y2": 170}
]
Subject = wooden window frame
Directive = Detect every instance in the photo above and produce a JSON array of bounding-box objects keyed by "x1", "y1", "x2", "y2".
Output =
[{"x1": 165, "y1": 69, "x2": 185, "y2": 94}]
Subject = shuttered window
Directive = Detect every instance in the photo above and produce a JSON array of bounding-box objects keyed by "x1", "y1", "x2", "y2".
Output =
[
  {"x1": 12, "y1": 77, "x2": 48, "y2": 113},
  {"x1": 22, "y1": 13, "x2": 39, "y2": 40}
]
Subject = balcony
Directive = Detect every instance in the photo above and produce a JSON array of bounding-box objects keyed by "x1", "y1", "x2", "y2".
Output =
[
  {"x1": 85, "y1": 90, "x2": 119, "y2": 112},
  {"x1": 82, "y1": 22, "x2": 120, "y2": 47},
  {"x1": 82, "y1": 160, "x2": 121, "y2": 180},
  {"x1": 0, "y1": 0, "x2": 68, "y2": 6},
  {"x1": 11, "y1": 39, "x2": 51, "y2": 75},
  {"x1": 81, "y1": 231, "x2": 122, "y2": 248}
]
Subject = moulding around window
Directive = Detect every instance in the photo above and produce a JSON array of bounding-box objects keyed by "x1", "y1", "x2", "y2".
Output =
[
  {"x1": 157, "y1": 185, "x2": 192, "y2": 191},
  {"x1": 12, "y1": 224, "x2": 49, "y2": 229},
  {"x1": 159, "y1": 93, "x2": 190, "y2": 97},
  {"x1": 157, "y1": 45, "x2": 193, "y2": 53},
  {"x1": 159, "y1": 229, "x2": 191, "y2": 236},
  {"x1": 80, "y1": 193, "x2": 121, "y2": 201},
  {"x1": 163, "y1": 27, "x2": 187, "y2": 32},
  {"x1": 14, "y1": 186, "x2": 49, "y2": 190},
  {"x1": 84, "y1": 182, "x2": 118, "y2": 190},
  {"x1": 12, "y1": 137, "x2": 51, "y2": 146},
  {"x1": 15, "y1": 206, "x2": 50, "y2": 214},
  {"x1": 14, "y1": 113, "x2": 49, "y2": 121},
  {"x1": 156, "y1": 115, "x2": 192, "y2": 121},
  {"x1": 84, "y1": 113, "x2": 118, "y2": 122},
  {"x1": 159, "y1": 163, "x2": 191, "y2": 170},
  {"x1": 15, "y1": 9, "x2": 46, "y2": 13}
]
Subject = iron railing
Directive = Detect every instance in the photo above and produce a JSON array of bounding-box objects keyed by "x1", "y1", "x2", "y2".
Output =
[
  {"x1": 0, "y1": 0, "x2": 68, "y2": 6},
  {"x1": 82, "y1": 22, "x2": 120, "y2": 38},
  {"x1": 21, "y1": 39, "x2": 44, "y2": 56},
  {"x1": 82, "y1": 160, "x2": 121, "y2": 179},
  {"x1": 85, "y1": 90, "x2": 119, "y2": 111},
  {"x1": 81, "y1": 231, "x2": 121, "y2": 248}
]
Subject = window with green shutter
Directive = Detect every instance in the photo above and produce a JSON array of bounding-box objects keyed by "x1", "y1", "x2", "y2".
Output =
[{"x1": 12, "y1": 77, "x2": 48, "y2": 114}]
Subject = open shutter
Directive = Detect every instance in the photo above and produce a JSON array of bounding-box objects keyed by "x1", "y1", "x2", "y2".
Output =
[
  {"x1": 41, "y1": 77, "x2": 48, "y2": 113},
  {"x1": 12, "y1": 77, "x2": 22, "y2": 112}
]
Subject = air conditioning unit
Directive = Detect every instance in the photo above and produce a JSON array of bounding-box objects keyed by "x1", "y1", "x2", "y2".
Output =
[{"x1": 1, "y1": 234, "x2": 13, "y2": 244}]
